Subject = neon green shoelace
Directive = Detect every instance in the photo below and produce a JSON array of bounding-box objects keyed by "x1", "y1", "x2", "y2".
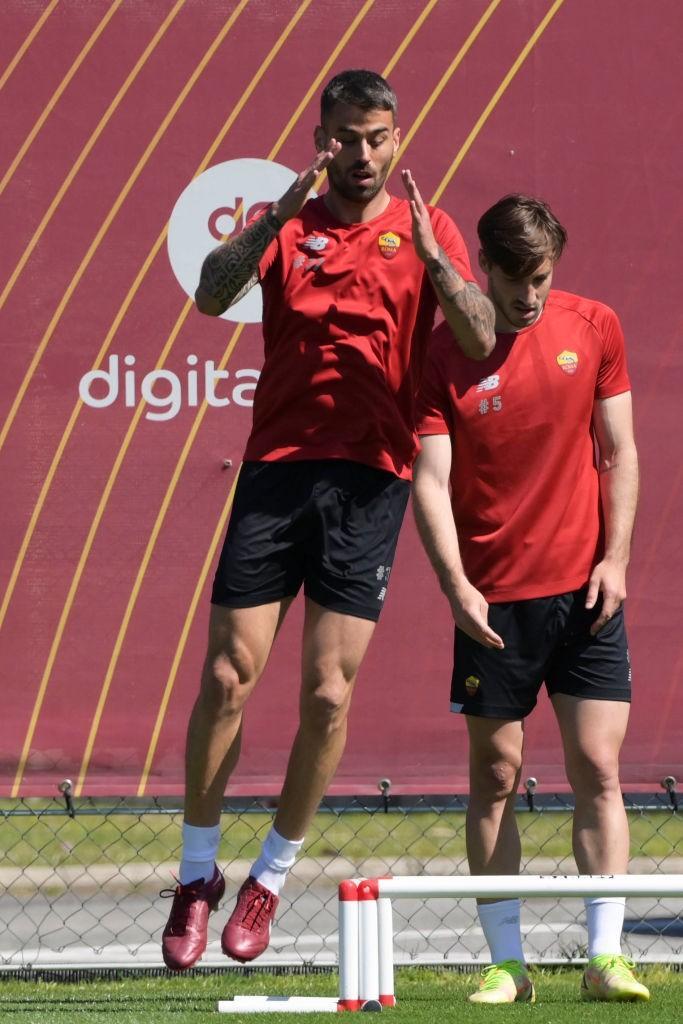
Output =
[{"x1": 479, "y1": 960, "x2": 526, "y2": 990}]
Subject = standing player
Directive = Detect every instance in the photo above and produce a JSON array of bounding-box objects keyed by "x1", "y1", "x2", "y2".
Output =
[
  {"x1": 413, "y1": 194, "x2": 649, "y2": 1004},
  {"x1": 161, "y1": 69, "x2": 495, "y2": 971}
]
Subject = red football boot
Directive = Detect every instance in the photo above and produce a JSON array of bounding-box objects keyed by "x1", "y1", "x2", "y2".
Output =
[
  {"x1": 161, "y1": 865, "x2": 225, "y2": 970},
  {"x1": 221, "y1": 876, "x2": 279, "y2": 963}
]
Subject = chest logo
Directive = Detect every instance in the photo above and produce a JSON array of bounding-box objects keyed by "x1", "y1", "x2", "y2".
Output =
[
  {"x1": 378, "y1": 231, "x2": 401, "y2": 259},
  {"x1": 556, "y1": 350, "x2": 578, "y2": 375},
  {"x1": 301, "y1": 234, "x2": 330, "y2": 252},
  {"x1": 476, "y1": 374, "x2": 500, "y2": 392}
]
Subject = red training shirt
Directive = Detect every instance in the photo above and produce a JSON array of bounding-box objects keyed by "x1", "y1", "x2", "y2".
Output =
[
  {"x1": 243, "y1": 195, "x2": 474, "y2": 480},
  {"x1": 416, "y1": 290, "x2": 631, "y2": 601}
]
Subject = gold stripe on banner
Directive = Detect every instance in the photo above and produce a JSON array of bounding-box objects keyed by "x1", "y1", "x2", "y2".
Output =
[
  {"x1": 137, "y1": 468, "x2": 242, "y2": 796},
  {"x1": 0, "y1": 0, "x2": 187, "y2": 313},
  {"x1": 0, "y1": 0, "x2": 60, "y2": 93},
  {"x1": 9, "y1": 0, "x2": 329, "y2": 797},
  {"x1": 0, "y1": 0, "x2": 250, "y2": 458},
  {"x1": 138, "y1": 1, "x2": 501, "y2": 795},
  {"x1": 0, "y1": 1, "x2": 123, "y2": 196},
  {"x1": 138, "y1": 1, "x2": 568, "y2": 794},
  {"x1": 0, "y1": 0, "x2": 251, "y2": 643},
  {"x1": 430, "y1": 0, "x2": 566, "y2": 205},
  {"x1": 75, "y1": 0, "x2": 376, "y2": 797},
  {"x1": 311, "y1": 0, "x2": 500, "y2": 195}
]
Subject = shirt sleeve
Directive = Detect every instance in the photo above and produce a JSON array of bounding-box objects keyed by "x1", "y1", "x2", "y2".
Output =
[
  {"x1": 428, "y1": 207, "x2": 476, "y2": 284},
  {"x1": 595, "y1": 305, "x2": 631, "y2": 399},
  {"x1": 415, "y1": 329, "x2": 453, "y2": 436}
]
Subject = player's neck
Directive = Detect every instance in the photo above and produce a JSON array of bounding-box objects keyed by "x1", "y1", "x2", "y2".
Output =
[{"x1": 323, "y1": 187, "x2": 391, "y2": 224}]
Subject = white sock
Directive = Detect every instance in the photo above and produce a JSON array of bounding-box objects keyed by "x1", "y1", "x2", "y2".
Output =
[
  {"x1": 477, "y1": 899, "x2": 525, "y2": 964},
  {"x1": 585, "y1": 897, "x2": 625, "y2": 958},
  {"x1": 250, "y1": 827, "x2": 304, "y2": 896},
  {"x1": 179, "y1": 822, "x2": 221, "y2": 885}
]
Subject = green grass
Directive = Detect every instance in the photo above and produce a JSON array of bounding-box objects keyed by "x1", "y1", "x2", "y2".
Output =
[
  {"x1": 0, "y1": 967, "x2": 680, "y2": 1023},
  {"x1": 1, "y1": 808, "x2": 681, "y2": 869}
]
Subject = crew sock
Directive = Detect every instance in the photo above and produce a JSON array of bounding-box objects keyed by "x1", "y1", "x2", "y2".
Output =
[
  {"x1": 179, "y1": 822, "x2": 221, "y2": 886},
  {"x1": 250, "y1": 827, "x2": 304, "y2": 896},
  {"x1": 585, "y1": 897, "x2": 625, "y2": 958},
  {"x1": 477, "y1": 898, "x2": 525, "y2": 964}
]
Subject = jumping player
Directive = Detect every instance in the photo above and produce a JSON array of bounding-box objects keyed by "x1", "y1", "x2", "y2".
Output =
[
  {"x1": 161, "y1": 69, "x2": 495, "y2": 971},
  {"x1": 413, "y1": 193, "x2": 648, "y2": 1004}
]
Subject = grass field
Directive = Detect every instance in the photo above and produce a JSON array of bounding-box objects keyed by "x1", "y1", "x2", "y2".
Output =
[{"x1": 0, "y1": 967, "x2": 681, "y2": 1023}]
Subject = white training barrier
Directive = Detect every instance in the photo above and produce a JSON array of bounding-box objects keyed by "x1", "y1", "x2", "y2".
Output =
[{"x1": 217, "y1": 873, "x2": 683, "y2": 1013}]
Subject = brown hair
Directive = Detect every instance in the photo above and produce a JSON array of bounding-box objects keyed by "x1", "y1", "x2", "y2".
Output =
[
  {"x1": 477, "y1": 194, "x2": 567, "y2": 277},
  {"x1": 321, "y1": 70, "x2": 397, "y2": 124}
]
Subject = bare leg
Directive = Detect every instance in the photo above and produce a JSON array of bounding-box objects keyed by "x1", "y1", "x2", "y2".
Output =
[
  {"x1": 274, "y1": 600, "x2": 376, "y2": 840},
  {"x1": 552, "y1": 694, "x2": 630, "y2": 873},
  {"x1": 184, "y1": 600, "x2": 292, "y2": 827},
  {"x1": 466, "y1": 717, "x2": 525, "y2": 883}
]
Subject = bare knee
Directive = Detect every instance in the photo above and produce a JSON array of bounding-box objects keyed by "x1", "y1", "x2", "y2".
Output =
[
  {"x1": 470, "y1": 748, "x2": 523, "y2": 804},
  {"x1": 200, "y1": 639, "x2": 259, "y2": 716},
  {"x1": 300, "y1": 664, "x2": 354, "y2": 735},
  {"x1": 566, "y1": 750, "x2": 621, "y2": 801}
]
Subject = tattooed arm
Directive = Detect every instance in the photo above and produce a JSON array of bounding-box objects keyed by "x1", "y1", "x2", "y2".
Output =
[
  {"x1": 401, "y1": 170, "x2": 496, "y2": 359},
  {"x1": 195, "y1": 139, "x2": 342, "y2": 317},
  {"x1": 195, "y1": 211, "x2": 280, "y2": 316}
]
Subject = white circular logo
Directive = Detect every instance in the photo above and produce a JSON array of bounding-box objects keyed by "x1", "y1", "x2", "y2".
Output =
[{"x1": 167, "y1": 158, "x2": 311, "y2": 324}]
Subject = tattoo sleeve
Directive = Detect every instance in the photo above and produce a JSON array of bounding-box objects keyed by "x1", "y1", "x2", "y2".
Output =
[
  {"x1": 425, "y1": 247, "x2": 496, "y2": 358},
  {"x1": 196, "y1": 209, "x2": 280, "y2": 315}
]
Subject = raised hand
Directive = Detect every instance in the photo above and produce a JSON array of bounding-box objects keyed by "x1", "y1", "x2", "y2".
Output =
[
  {"x1": 273, "y1": 140, "x2": 342, "y2": 224},
  {"x1": 401, "y1": 168, "x2": 439, "y2": 263}
]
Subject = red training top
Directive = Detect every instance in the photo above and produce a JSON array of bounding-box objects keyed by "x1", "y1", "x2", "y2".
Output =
[
  {"x1": 243, "y1": 195, "x2": 474, "y2": 480},
  {"x1": 416, "y1": 290, "x2": 631, "y2": 601}
]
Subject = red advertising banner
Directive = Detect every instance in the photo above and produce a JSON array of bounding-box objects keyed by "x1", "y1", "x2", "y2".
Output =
[{"x1": 1, "y1": 0, "x2": 681, "y2": 797}]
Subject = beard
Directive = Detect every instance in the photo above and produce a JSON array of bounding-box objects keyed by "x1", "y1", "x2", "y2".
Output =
[{"x1": 327, "y1": 157, "x2": 391, "y2": 204}]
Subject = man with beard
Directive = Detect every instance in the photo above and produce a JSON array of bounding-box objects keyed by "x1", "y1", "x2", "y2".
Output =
[
  {"x1": 413, "y1": 194, "x2": 647, "y2": 1003},
  {"x1": 161, "y1": 69, "x2": 495, "y2": 971}
]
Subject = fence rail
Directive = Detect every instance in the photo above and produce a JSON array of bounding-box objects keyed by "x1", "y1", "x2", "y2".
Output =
[{"x1": 1, "y1": 792, "x2": 681, "y2": 970}]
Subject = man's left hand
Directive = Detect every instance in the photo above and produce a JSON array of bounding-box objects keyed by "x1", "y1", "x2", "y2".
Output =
[
  {"x1": 401, "y1": 169, "x2": 439, "y2": 262},
  {"x1": 585, "y1": 558, "x2": 627, "y2": 635}
]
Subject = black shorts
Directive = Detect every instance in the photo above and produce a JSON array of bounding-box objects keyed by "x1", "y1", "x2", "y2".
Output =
[
  {"x1": 211, "y1": 459, "x2": 410, "y2": 622},
  {"x1": 451, "y1": 588, "x2": 631, "y2": 719}
]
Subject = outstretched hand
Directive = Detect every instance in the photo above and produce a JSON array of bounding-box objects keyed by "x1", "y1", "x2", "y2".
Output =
[
  {"x1": 451, "y1": 579, "x2": 504, "y2": 650},
  {"x1": 402, "y1": 169, "x2": 439, "y2": 262},
  {"x1": 273, "y1": 140, "x2": 342, "y2": 224}
]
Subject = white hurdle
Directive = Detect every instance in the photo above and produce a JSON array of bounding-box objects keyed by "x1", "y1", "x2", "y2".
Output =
[{"x1": 218, "y1": 873, "x2": 683, "y2": 1013}]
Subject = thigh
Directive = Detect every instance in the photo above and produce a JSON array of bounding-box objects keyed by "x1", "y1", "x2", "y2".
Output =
[
  {"x1": 301, "y1": 599, "x2": 377, "y2": 697},
  {"x1": 211, "y1": 461, "x2": 310, "y2": 608},
  {"x1": 551, "y1": 693, "x2": 630, "y2": 774},
  {"x1": 546, "y1": 594, "x2": 631, "y2": 703},
  {"x1": 303, "y1": 461, "x2": 410, "y2": 622},
  {"x1": 451, "y1": 598, "x2": 554, "y2": 719}
]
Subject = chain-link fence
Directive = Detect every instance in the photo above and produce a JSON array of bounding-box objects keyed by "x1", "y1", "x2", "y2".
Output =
[{"x1": 1, "y1": 790, "x2": 681, "y2": 971}]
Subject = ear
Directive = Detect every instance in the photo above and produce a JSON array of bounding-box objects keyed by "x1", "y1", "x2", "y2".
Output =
[
  {"x1": 392, "y1": 126, "x2": 400, "y2": 155},
  {"x1": 314, "y1": 125, "x2": 326, "y2": 152},
  {"x1": 478, "y1": 249, "x2": 491, "y2": 275}
]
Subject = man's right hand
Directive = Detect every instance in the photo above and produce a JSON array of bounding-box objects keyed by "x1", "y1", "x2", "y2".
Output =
[
  {"x1": 450, "y1": 579, "x2": 504, "y2": 649},
  {"x1": 272, "y1": 140, "x2": 342, "y2": 225}
]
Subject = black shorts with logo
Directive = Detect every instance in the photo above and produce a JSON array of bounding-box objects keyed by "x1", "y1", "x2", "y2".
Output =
[
  {"x1": 451, "y1": 588, "x2": 631, "y2": 719},
  {"x1": 211, "y1": 459, "x2": 410, "y2": 622}
]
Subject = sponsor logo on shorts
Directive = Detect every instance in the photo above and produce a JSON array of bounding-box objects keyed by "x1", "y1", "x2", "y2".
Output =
[
  {"x1": 476, "y1": 374, "x2": 500, "y2": 392},
  {"x1": 377, "y1": 586, "x2": 387, "y2": 602},
  {"x1": 378, "y1": 231, "x2": 401, "y2": 259},
  {"x1": 556, "y1": 350, "x2": 579, "y2": 375},
  {"x1": 465, "y1": 675, "x2": 480, "y2": 697},
  {"x1": 376, "y1": 564, "x2": 391, "y2": 582}
]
